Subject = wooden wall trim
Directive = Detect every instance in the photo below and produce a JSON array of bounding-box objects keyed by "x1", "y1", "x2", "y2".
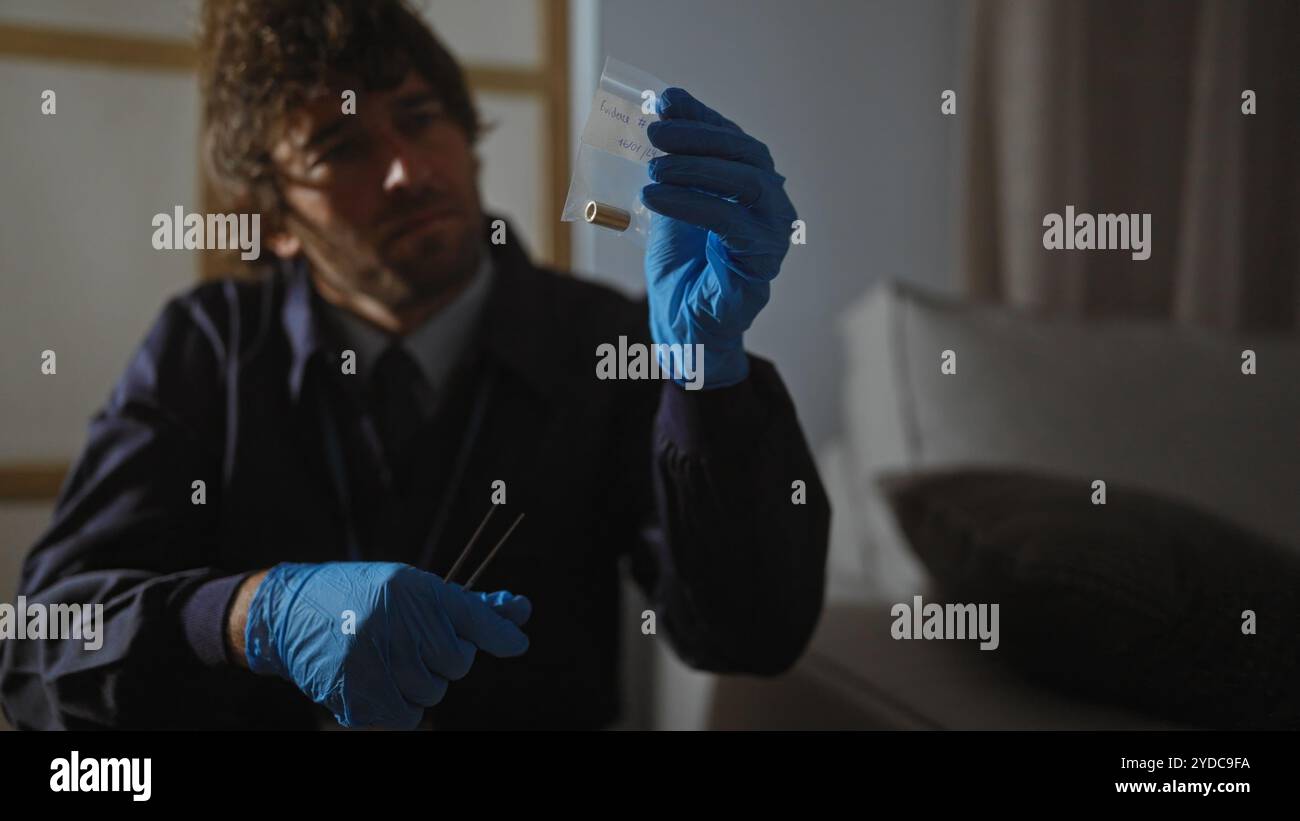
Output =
[
  {"x1": 0, "y1": 464, "x2": 68, "y2": 502},
  {"x1": 0, "y1": 22, "x2": 556, "y2": 93},
  {"x1": 466, "y1": 66, "x2": 548, "y2": 95},
  {"x1": 0, "y1": 22, "x2": 196, "y2": 73},
  {"x1": 541, "y1": 0, "x2": 572, "y2": 271}
]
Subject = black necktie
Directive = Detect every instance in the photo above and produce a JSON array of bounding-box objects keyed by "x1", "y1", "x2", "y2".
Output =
[{"x1": 370, "y1": 344, "x2": 434, "y2": 473}]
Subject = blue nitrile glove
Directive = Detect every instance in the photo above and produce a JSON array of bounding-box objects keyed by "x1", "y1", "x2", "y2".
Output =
[
  {"x1": 641, "y1": 87, "x2": 798, "y2": 389},
  {"x1": 244, "y1": 562, "x2": 531, "y2": 729}
]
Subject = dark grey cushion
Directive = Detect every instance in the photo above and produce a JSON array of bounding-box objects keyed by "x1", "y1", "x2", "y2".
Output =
[{"x1": 883, "y1": 469, "x2": 1300, "y2": 729}]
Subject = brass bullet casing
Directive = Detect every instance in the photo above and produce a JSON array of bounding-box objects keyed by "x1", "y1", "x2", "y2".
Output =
[{"x1": 584, "y1": 200, "x2": 631, "y2": 232}]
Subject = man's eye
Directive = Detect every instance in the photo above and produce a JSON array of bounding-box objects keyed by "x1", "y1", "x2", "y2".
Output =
[{"x1": 401, "y1": 108, "x2": 445, "y2": 131}]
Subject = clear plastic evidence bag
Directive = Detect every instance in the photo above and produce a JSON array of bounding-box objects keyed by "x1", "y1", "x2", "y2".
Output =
[{"x1": 562, "y1": 57, "x2": 672, "y2": 246}]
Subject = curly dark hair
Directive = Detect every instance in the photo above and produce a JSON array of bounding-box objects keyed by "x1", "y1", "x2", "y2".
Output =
[{"x1": 199, "y1": 0, "x2": 481, "y2": 230}]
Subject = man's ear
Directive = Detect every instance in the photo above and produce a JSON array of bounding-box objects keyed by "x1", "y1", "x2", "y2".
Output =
[{"x1": 267, "y1": 230, "x2": 301, "y2": 259}]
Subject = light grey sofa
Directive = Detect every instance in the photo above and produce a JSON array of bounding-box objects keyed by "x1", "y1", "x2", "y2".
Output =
[{"x1": 699, "y1": 282, "x2": 1300, "y2": 730}]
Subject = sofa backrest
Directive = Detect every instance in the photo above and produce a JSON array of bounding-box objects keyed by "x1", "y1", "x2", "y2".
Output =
[{"x1": 840, "y1": 281, "x2": 1300, "y2": 551}]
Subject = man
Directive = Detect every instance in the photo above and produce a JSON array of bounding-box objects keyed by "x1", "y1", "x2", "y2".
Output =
[{"x1": 0, "y1": 0, "x2": 828, "y2": 730}]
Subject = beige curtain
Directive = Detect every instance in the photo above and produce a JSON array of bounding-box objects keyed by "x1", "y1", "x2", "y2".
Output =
[{"x1": 963, "y1": 0, "x2": 1299, "y2": 331}]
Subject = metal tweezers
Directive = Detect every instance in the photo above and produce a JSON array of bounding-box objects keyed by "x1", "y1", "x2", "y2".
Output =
[{"x1": 443, "y1": 506, "x2": 525, "y2": 591}]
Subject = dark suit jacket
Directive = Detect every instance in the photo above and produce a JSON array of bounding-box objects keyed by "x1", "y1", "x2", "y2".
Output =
[{"x1": 0, "y1": 224, "x2": 829, "y2": 729}]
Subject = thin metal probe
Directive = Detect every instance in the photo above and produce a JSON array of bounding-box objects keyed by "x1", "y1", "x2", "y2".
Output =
[
  {"x1": 443, "y1": 503, "x2": 496, "y2": 583},
  {"x1": 463, "y1": 512, "x2": 525, "y2": 591}
]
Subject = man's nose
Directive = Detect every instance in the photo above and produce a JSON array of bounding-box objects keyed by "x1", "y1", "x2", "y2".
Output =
[{"x1": 381, "y1": 138, "x2": 431, "y2": 193}]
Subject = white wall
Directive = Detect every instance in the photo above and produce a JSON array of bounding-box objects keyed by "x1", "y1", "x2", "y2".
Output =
[{"x1": 0, "y1": 58, "x2": 202, "y2": 463}]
